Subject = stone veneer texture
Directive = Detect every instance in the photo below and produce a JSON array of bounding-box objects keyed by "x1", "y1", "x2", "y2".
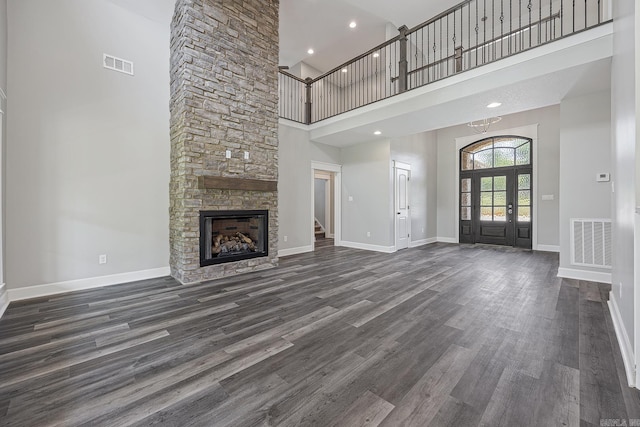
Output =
[{"x1": 170, "y1": 0, "x2": 279, "y2": 284}]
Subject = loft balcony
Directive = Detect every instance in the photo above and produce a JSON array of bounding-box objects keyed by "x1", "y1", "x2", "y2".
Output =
[{"x1": 278, "y1": 0, "x2": 612, "y2": 145}]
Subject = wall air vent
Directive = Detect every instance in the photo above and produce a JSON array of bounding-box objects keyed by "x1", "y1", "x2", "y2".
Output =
[
  {"x1": 103, "y1": 54, "x2": 134, "y2": 76},
  {"x1": 570, "y1": 218, "x2": 612, "y2": 269}
]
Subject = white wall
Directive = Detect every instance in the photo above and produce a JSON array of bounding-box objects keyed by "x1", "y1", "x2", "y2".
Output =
[
  {"x1": 0, "y1": 0, "x2": 6, "y2": 314},
  {"x1": 610, "y1": 0, "x2": 637, "y2": 367},
  {"x1": 559, "y1": 90, "x2": 612, "y2": 275},
  {"x1": 278, "y1": 123, "x2": 342, "y2": 253},
  {"x1": 278, "y1": 124, "x2": 312, "y2": 252},
  {"x1": 6, "y1": 0, "x2": 172, "y2": 290},
  {"x1": 436, "y1": 105, "x2": 561, "y2": 247},
  {"x1": 341, "y1": 139, "x2": 393, "y2": 249},
  {"x1": 0, "y1": 0, "x2": 6, "y2": 92},
  {"x1": 391, "y1": 131, "x2": 438, "y2": 242}
]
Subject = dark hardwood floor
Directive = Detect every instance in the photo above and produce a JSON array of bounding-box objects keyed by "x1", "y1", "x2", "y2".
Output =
[{"x1": 0, "y1": 243, "x2": 638, "y2": 426}]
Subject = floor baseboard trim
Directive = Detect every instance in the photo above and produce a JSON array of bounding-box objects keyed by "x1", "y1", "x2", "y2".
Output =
[
  {"x1": 535, "y1": 244, "x2": 560, "y2": 252},
  {"x1": 436, "y1": 237, "x2": 457, "y2": 244},
  {"x1": 608, "y1": 293, "x2": 636, "y2": 387},
  {"x1": 8, "y1": 267, "x2": 171, "y2": 302},
  {"x1": 0, "y1": 284, "x2": 8, "y2": 319},
  {"x1": 340, "y1": 241, "x2": 395, "y2": 253},
  {"x1": 557, "y1": 267, "x2": 612, "y2": 284},
  {"x1": 278, "y1": 245, "x2": 313, "y2": 257},
  {"x1": 410, "y1": 238, "x2": 437, "y2": 248}
]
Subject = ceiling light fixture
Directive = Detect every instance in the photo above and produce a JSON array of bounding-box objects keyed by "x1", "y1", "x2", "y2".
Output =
[
  {"x1": 373, "y1": 52, "x2": 380, "y2": 58},
  {"x1": 349, "y1": 21, "x2": 357, "y2": 29},
  {"x1": 307, "y1": 48, "x2": 314, "y2": 55},
  {"x1": 468, "y1": 117, "x2": 502, "y2": 134},
  {"x1": 341, "y1": 68, "x2": 348, "y2": 73},
  {"x1": 487, "y1": 102, "x2": 502, "y2": 108},
  {"x1": 374, "y1": 130, "x2": 382, "y2": 135}
]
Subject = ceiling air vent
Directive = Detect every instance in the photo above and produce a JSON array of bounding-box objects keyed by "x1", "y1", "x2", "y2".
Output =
[{"x1": 103, "y1": 54, "x2": 134, "y2": 76}]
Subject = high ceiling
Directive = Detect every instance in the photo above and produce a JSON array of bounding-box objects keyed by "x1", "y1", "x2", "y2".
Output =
[{"x1": 279, "y1": 0, "x2": 460, "y2": 73}]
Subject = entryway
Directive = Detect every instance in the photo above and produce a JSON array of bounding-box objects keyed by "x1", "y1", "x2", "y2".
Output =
[
  {"x1": 459, "y1": 136, "x2": 533, "y2": 249},
  {"x1": 311, "y1": 162, "x2": 342, "y2": 251}
]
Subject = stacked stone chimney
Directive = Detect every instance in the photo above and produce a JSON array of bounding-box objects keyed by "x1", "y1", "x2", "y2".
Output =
[{"x1": 169, "y1": 0, "x2": 279, "y2": 283}]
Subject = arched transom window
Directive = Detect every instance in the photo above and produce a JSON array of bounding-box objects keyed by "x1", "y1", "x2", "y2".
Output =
[{"x1": 461, "y1": 136, "x2": 531, "y2": 171}]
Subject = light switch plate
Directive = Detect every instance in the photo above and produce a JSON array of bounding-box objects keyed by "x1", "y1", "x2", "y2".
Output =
[
  {"x1": 596, "y1": 172, "x2": 610, "y2": 182},
  {"x1": 225, "y1": 150, "x2": 232, "y2": 159},
  {"x1": 541, "y1": 194, "x2": 554, "y2": 201}
]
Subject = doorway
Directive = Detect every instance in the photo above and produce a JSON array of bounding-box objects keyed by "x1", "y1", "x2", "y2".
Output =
[
  {"x1": 459, "y1": 136, "x2": 532, "y2": 249},
  {"x1": 311, "y1": 162, "x2": 342, "y2": 251},
  {"x1": 313, "y1": 171, "x2": 334, "y2": 248}
]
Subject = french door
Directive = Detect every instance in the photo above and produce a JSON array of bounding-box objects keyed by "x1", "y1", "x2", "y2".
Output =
[{"x1": 459, "y1": 136, "x2": 533, "y2": 249}]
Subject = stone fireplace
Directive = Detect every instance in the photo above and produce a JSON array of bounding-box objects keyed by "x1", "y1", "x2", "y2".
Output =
[{"x1": 169, "y1": 0, "x2": 279, "y2": 284}]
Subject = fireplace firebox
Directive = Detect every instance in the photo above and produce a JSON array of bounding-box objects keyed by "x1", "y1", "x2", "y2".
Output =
[{"x1": 199, "y1": 210, "x2": 268, "y2": 266}]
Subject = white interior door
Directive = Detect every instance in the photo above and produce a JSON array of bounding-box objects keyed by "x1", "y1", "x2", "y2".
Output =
[{"x1": 395, "y1": 165, "x2": 410, "y2": 250}]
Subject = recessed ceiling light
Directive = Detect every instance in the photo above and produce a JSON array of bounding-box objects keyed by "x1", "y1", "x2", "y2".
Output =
[
  {"x1": 373, "y1": 52, "x2": 380, "y2": 58},
  {"x1": 349, "y1": 21, "x2": 357, "y2": 29},
  {"x1": 487, "y1": 102, "x2": 502, "y2": 108},
  {"x1": 307, "y1": 48, "x2": 314, "y2": 55},
  {"x1": 341, "y1": 68, "x2": 348, "y2": 73},
  {"x1": 374, "y1": 130, "x2": 382, "y2": 135}
]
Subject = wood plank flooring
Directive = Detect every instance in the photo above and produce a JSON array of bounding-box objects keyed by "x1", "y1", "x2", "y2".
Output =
[{"x1": 0, "y1": 243, "x2": 638, "y2": 426}]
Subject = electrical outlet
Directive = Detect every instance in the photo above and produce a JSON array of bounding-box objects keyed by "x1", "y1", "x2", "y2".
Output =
[
  {"x1": 284, "y1": 235, "x2": 288, "y2": 242},
  {"x1": 421, "y1": 227, "x2": 425, "y2": 233},
  {"x1": 244, "y1": 151, "x2": 250, "y2": 160},
  {"x1": 225, "y1": 150, "x2": 232, "y2": 159},
  {"x1": 367, "y1": 231, "x2": 371, "y2": 237},
  {"x1": 99, "y1": 254, "x2": 107, "y2": 264}
]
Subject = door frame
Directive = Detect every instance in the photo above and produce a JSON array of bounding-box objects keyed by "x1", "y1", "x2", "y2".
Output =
[
  {"x1": 311, "y1": 161, "x2": 342, "y2": 250},
  {"x1": 393, "y1": 161, "x2": 411, "y2": 251},
  {"x1": 454, "y1": 124, "x2": 539, "y2": 249}
]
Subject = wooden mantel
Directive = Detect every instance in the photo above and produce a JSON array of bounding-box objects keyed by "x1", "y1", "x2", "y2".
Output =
[{"x1": 197, "y1": 176, "x2": 278, "y2": 192}]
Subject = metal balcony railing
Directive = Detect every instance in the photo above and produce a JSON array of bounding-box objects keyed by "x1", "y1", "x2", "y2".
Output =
[{"x1": 279, "y1": 0, "x2": 610, "y2": 125}]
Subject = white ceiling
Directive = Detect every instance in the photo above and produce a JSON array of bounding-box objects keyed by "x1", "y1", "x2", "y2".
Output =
[{"x1": 279, "y1": 0, "x2": 460, "y2": 73}]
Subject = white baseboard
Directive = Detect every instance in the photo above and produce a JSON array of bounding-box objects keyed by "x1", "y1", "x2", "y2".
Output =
[
  {"x1": 340, "y1": 241, "x2": 395, "y2": 253},
  {"x1": 436, "y1": 237, "x2": 458, "y2": 244},
  {"x1": 0, "y1": 283, "x2": 8, "y2": 319},
  {"x1": 278, "y1": 245, "x2": 313, "y2": 257},
  {"x1": 557, "y1": 267, "x2": 612, "y2": 284},
  {"x1": 410, "y1": 237, "x2": 437, "y2": 248},
  {"x1": 535, "y1": 244, "x2": 560, "y2": 253},
  {"x1": 7, "y1": 267, "x2": 171, "y2": 302},
  {"x1": 608, "y1": 293, "x2": 636, "y2": 387}
]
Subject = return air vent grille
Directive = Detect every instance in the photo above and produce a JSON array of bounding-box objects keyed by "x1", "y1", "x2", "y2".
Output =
[
  {"x1": 103, "y1": 54, "x2": 134, "y2": 76},
  {"x1": 570, "y1": 218, "x2": 611, "y2": 269}
]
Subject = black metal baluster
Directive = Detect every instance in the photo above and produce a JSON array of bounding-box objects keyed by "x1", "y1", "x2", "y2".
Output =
[
  {"x1": 509, "y1": 0, "x2": 512, "y2": 54},
  {"x1": 539, "y1": 0, "x2": 542, "y2": 45},
  {"x1": 483, "y1": 0, "x2": 486, "y2": 63},
  {"x1": 491, "y1": 0, "x2": 495, "y2": 60},
  {"x1": 476, "y1": 1, "x2": 479, "y2": 65},
  {"x1": 529, "y1": 0, "x2": 532, "y2": 48},
  {"x1": 519, "y1": 0, "x2": 522, "y2": 52},
  {"x1": 500, "y1": 0, "x2": 504, "y2": 58},
  {"x1": 572, "y1": 0, "x2": 575, "y2": 33},
  {"x1": 460, "y1": 6, "x2": 464, "y2": 71},
  {"x1": 584, "y1": 0, "x2": 587, "y2": 29}
]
